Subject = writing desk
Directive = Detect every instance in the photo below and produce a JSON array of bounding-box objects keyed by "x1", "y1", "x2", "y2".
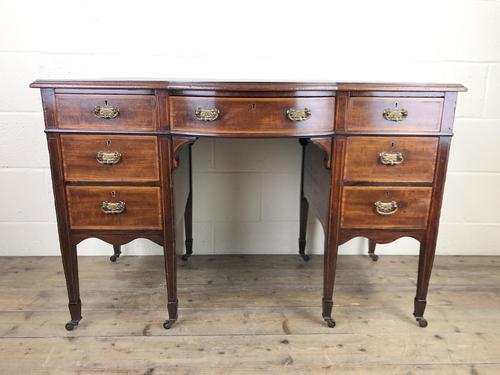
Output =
[{"x1": 30, "y1": 80, "x2": 466, "y2": 331}]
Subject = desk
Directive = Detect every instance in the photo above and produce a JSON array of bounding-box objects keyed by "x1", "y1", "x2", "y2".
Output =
[{"x1": 30, "y1": 80, "x2": 466, "y2": 331}]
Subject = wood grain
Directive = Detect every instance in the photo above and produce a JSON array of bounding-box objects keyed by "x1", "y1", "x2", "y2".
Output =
[
  {"x1": 56, "y1": 94, "x2": 157, "y2": 130},
  {"x1": 66, "y1": 186, "x2": 162, "y2": 230},
  {"x1": 169, "y1": 96, "x2": 335, "y2": 136},
  {"x1": 343, "y1": 136, "x2": 438, "y2": 183},
  {"x1": 345, "y1": 97, "x2": 444, "y2": 132},
  {"x1": 61, "y1": 134, "x2": 159, "y2": 182},
  {"x1": 340, "y1": 186, "x2": 432, "y2": 229}
]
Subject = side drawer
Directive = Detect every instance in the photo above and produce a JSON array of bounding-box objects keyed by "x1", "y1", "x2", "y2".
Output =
[
  {"x1": 61, "y1": 135, "x2": 160, "y2": 182},
  {"x1": 56, "y1": 94, "x2": 157, "y2": 130},
  {"x1": 341, "y1": 186, "x2": 432, "y2": 229},
  {"x1": 169, "y1": 96, "x2": 335, "y2": 135},
  {"x1": 343, "y1": 136, "x2": 438, "y2": 183},
  {"x1": 67, "y1": 186, "x2": 162, "y2": 230},
  {"x1": 344, "y1": 97, "x2": 443, "y2": 132}
]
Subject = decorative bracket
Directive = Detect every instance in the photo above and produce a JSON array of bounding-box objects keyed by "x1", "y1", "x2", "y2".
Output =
[
  {"x1": 309, "y1": 137, "x2": 332, "y2": 169},
  {"x1": 172, "y1": 136, "x2": 197, "y2": 169}
]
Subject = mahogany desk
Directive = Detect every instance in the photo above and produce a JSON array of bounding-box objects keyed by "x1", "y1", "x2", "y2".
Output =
[{"x1": 30, "y1": 80, "x2": 466, "y2": 331}]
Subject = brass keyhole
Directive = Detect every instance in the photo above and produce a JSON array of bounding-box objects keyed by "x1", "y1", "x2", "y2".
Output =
[
  {"x1": 105, "y1": 100, "x2": 108, "y2": 106},
  {"x1": 251, "y1": 103, "x2": 256, "y2": 110},
  {"x1": 395, "y1": 102, "x2": 398, "y2": 108},
  {"x1": 111, "y1": 191, "x2": 116, "y2": 198},
  {"x1": 391, "y1": 142, "x2": 395, "y2": 147},
  {"x1": 385, "y1": 191, "x2": 390, "y2": 198},
  {"x1": 106, "y1": 139, "x2": 112, "y2": 147}
]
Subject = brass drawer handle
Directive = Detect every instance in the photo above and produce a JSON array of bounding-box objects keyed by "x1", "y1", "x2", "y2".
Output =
[
  {"x1": 194, "y1": 107, "x2": 220, "y2": 121},
  {"x1": 382, "y1": 108, "x2": 408, "y2": 122},
  {"x1": 286, "y1": 108, "x2": 311, "y2": 121},
  {"x1": 379, "y1": 151, "x2": 404, "y2": 165},
  {"x1": 101, "y1": 201, "x2": 126, "y2": 214},
  {"x1": 96, "y1": 151, "x2": 122, "y2": 165},
  {"x1": 94, "y1": 105, "x2": 120, "y2": 119},
  {"x1": 374, "y1": 201, "x2": 398, "y2": 215}
]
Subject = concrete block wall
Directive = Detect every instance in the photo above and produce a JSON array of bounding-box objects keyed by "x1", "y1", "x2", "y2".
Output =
[{"x1": 0, "y1": 0, "x2": 499, "y2": 256}]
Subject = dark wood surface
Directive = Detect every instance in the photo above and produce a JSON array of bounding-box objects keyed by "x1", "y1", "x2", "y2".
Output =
[
  {"x1": 340, "y1": 186, "x2": 433, "y2": 229},
  {"x1": 343, "y1": 136, "x2": 438, "y2": 183},
  {"x1": 169, "y1": 96, "x2": 335, "y2": 136},
  {"x1": 61, "y1": 134, "x2": 160, "y2": 182},
  {"x1": 345, "y1": 97, "x2": 444, "y2": 132},
  {"x1": 31, "y1": 80, "x2": 465, "y2": 332},
  {"x1": 66, "y1": 186, "x2": 162, "y2": 230},
  {"x1": 55, "y1": 94, "x2": 157, "y2": 131}
]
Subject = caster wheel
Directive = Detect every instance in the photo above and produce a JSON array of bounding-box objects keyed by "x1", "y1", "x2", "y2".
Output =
[
  {"x1": 416, "y1": 317, "x2": 428, "y2": 328},
  {"x1": 110, "y1": 255, "x2": 118, "y2": 262},
  {"x1": 300, "y1": 253, "x2": 310, "y2": 262},
  {"x1": 163, "y1": 320, "x2": 175, "y2": 329},
  {"x1": 324, "y1": 317, "x2": 336, "y2": 328},
  {"x1": 369, "y1": 254, "x2": 379, "y2": 262},
  {"x1": 65, "y1": 320, "x2": 79, "y2": 331},
  {"x1": 181, "y1": 254, "x2": 191, "y2": 262}
]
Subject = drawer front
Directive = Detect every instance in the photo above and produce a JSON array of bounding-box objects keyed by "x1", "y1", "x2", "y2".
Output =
[
  {"x1": 341, "y1": 186, "x2": 432, "y2": 229},
  {"x1": 345, "y1": 97, "x2": 443, "y2": 132},
  {"x1": 67, "y1": 186, "x2": 162, "y2": 230},
  {"x1": 56, "y1": 94, "x2": 157, "y2": 130},
  {"x1": 343, "y1": 137, "x2": 438, "y2": 183},
  {"x1": 61, "y1": 135, "x2": 159, "y2": 182},
  {"x1": 169, "y1": 96, "x2": 335, "y2": 135}
]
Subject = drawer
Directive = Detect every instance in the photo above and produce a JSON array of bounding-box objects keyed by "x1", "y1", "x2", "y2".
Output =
[
  {"x1": 341, "y1": 186, "x2": 432, "y2": 229},
  {"x1": 67, "y1": 186, "x2": 162, "y2": 230},
  {"x1": 343, "y1": 137, "x2": 438, "y2": 183},
  {"x1": 345, "y1": 97, "x2": 443, "y2": 132},
  {"x1": 169, "y1": 96, "x2": 335, "y2": 135},
  {"x1": 61, "y1": 135, "x2": 159, "y2": 182},
  {"x1": 56, "y1": 94, "x2": 157, "y2": 130}
]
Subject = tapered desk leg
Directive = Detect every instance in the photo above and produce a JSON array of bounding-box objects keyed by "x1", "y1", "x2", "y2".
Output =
[
  {"x1": 161, "y1": 137, "x2": 178, "y2": 329},
  {"x1": 322, "y1": 235, "x2": 339, "y2": 328},
  {"x1": 110, "y1": 245, "x2": 121, "y2": 262},
  {"x1": 368, "y1": 240, "x2": 378, "y2": 261},
  {"x1": 61, "y1": 245, "x2": 82, "y2": 331},
  {"x1": 413, "y1": 237, "x2": 435, "y2": 328},
  {"x1": 182, "y1": 144, "x2": 193, "y2": 262},
  {"x1": 298, "y1": 139, "x2": 310, "y2": 261}
]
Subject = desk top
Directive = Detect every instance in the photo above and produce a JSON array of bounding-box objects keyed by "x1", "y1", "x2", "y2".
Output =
[{"x1": 30, "y1": 80, "x2": 467, "y2": 92}]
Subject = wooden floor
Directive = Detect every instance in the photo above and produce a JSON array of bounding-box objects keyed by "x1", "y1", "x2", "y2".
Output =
[{"x1": 0, "y1": 255, "x2": 499, "y2": 374}]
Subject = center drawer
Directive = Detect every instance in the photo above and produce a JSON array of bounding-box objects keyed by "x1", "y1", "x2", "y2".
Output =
[
  {"x1": 169, "y1": 96, "x2": 335, "y2": 135},
  {"x1": 66, "y1": 186, "x2": 162, "y2": 230},
  {"x1": 61, "y1": 135, "x2": 159, "y2": 182},
  {"x1": 343, "y1": 136, "x2": 438, "y2": 183}
]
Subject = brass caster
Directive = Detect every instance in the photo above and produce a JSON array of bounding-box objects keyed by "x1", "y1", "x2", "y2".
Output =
[
  {"x1": 181, "y1": 254, "x2": 191, "y2": 262},
  {"x1": 369, "y1": 253, "x2": 379, "y2": 262},
  {"x1": 110, "y1": 255, "x2": 119, "y2": 262},
  {"x1": 163, "y1": 319, "x2": 176, "y2": 329},
  {"x1": 65, "y1": 320, "x2": 80, "y2": 331},
  {"x1": 324, "y1": 317, "x2": 336, "y2": 328},
  {"x1": 416, "y1": 317, "x2": 428, "y2": 328}
]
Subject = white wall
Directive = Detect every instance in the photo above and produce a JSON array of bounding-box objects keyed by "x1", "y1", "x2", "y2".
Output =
[{"x1": 0, "y1": 0, "x2": 499, "y2": 256}]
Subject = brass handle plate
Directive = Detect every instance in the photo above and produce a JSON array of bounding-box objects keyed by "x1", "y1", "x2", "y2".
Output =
[
  {"x1": 101, "y1": 201, "x2": 126, "y2": 214},
  {"x1": 379, "y1": 151, "x2": 404, "y2": 165},
  {"x1": 96, "y1": 151, "x2": 122, "y2": 165},
  {"x1": 194, "y1": 107, "x2": 220, "y2": 121},
  {"x1": 382, "y1": 108, "x2": 408, "y2": 122},
  {"x1": 374, "y1": 201, "x2": 398, "y2": 215},
  {"x1": 286, "y1": 108, "x2": 311, "y2": 121},
  {"x1": 94, "y1": 105, "x2": 120, "y2": 119}
]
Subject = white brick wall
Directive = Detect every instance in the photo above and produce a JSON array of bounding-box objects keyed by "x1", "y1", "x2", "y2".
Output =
[{"x1": 0, "y1": 0, "x2": 499, "y2": 256}]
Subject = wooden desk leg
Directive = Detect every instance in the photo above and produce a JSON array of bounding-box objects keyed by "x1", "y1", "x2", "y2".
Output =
[
  {"x1": 368, "y1": 240, "x2": 378, "y2": 261},
  {"x1": 110, "y1": 245, "x2": 122, "y2": 262},
  {"x1": 62, "y1": 245, "x2": 82, "y2": 331},
  {"x1": 161, "y1": 137, "x2": 178, "y2": 329},
  {"x1": 298, "y1": 138, "x2": 310, "y2": 261},
  {"x1": 182, "y1": 144, "x2": 194, "y2": 262},
  {"x1": 322, "y1": 237, "x2": 339, "y2": 328},
  {"x1": 47, "y1": 134, "x2": 82, "y2": 331}
]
